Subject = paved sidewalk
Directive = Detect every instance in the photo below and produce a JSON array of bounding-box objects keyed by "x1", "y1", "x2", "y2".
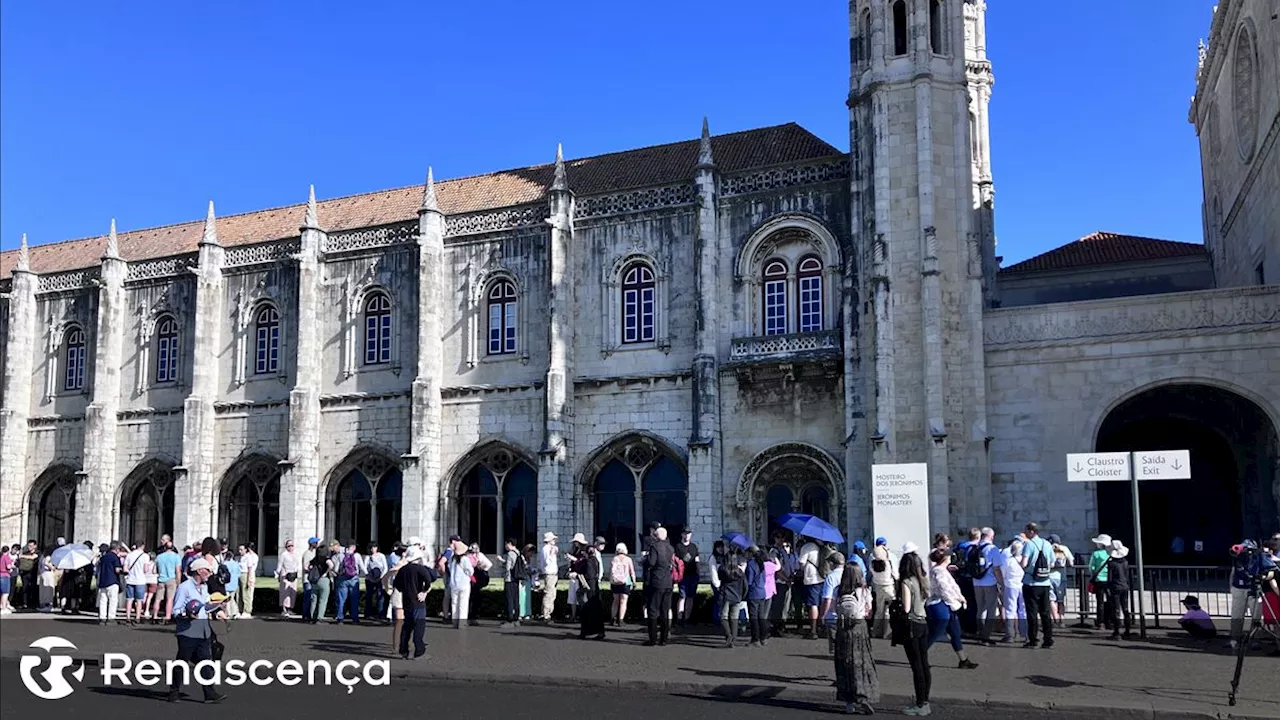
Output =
[{"x1": 2, "y1": 613, "x2": 1275, "y2": 718}]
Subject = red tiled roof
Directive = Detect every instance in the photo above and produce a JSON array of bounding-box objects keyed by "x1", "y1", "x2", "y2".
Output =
[
  {"x1": 1, "y1": 123, "x2": 841, "y2": 277},
  {"x1": 999, "y1": 231, "x2": 1207, "y2": 274}
]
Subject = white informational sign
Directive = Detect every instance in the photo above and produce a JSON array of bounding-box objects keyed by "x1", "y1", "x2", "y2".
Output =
[
  {"x1": 1133, "y1": 450, "x2": 1191, "y2": 480},
  {"x1": 871, "y1": 463, "x2": 931, "y2": 560},
  {"x1": 1066, "y1": 452, "x2": 1132, "y2": 482}
]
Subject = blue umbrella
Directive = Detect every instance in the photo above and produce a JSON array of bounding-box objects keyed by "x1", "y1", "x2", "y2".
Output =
[
  {"x1": 778, "y1": 513, "x2": 845, "y2": 544},
  {"x1": 721, "y1": 532, "x2": 752, "y2": 550}
]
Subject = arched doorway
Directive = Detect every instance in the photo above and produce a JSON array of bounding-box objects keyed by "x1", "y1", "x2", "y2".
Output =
[
  {"x1": 1095, "y1": 384, "x2": 1279, "y2": 565},
  {"x1": 119, "y1": 462, "x2": 175, "y2": 549},
  {"x1": 27, "y1": 466, "x2": 78, "y2": 550},
  {"x1": 737, "y1": 443, "x2": 844, "y2": 544},
  {"x1": 219, "y1": 456, "x2": 282, "y2": 555},
  {"x1": 583, "y1": 435, "x2": 688, "y2": 553},
  {"x1": 451, "y1": 443, "x2": 538, "y2": 554},
  {"x1": 329, "y1": 452, "x2": 402, "y2": 552}
]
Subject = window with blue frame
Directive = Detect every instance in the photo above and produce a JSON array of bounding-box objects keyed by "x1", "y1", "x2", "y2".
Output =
[
  {"x1": 254, "y1": 305, "x2": 280, "y2": 375},
  {"x1": 363, "y1": 292, "x2": 393, "y2": 365},
  {"x1": 155, "y1": 316, "x2": 179, "y2": 383}
]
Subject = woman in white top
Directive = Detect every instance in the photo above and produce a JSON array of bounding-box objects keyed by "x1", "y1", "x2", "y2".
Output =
[
  {"x1": 1001, "y1": 539, "x2": 1027, "y2": 642},
  {"x1": 925, "y1": 548, "x2": 978, "y2": 670},
  {"x1": 609, "y1": 544, "x2": 636, "y2": 626},
  {"x1": 448, "y1": 541, "x2": 475, "y2": 629},
  {"x1": 141, "y1": 553, "x2": 158, "y2": 620}
]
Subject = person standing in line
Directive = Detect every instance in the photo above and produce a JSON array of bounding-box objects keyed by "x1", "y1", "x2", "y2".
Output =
[
  {"x1": 539, "y1": 532, "x2": 559, "y2": 623},
  {"x1": 275, "y1": 540, "x2": 301, "y2": 618},
  {"x1": 833, "y1": 563, "x2": 878, "y2": 716},
  {"x1": 969, "y1": 527, "x2": 1003, "y2": 645},
  {"x1": 1088, "y1": 534, "x2": 1113, "y2": 630},
  {"x1": 448, "y1": 540, "x2": 475, "y2": 629},
  {"x1": 501, "y1": 538, "x2": 525, "y2": 628},
  {"x1": 167, "y1": 558, "x2": 227, "y2": 704},
  {"x1": 819, "y1": 553, "x2": 847, "y2": 644},
  {"x1": 307, "y1": 548, "x2": 334, "y2": 624},
  {"x1": 467, "y1": 542, "x2": 492, "y2": 626},
  {"x1": 609, "y1": 543, "x2": 636, "y2": 626},
  {"x1": 576, "y1": 537, "x2": 606, "y2": 640},
  {"x1": 925, "y1": 548, "x2": 979, "y2": 670},
  {"x1": 673, "y1": 529, "x2": 701, "y2": 628},
  {"x1": 521, "y1": 543, "x2": 537, "y2": 621},
  {"x1": 1019, "y1": 522, "x2": 1055, "y2": 649},
  {"x1": 17, "y1": 541, "x2": 39, "y2": 611},
  {"x1": 768, "y1": 534, "x2": 798, "y2": 637},
  {"x1": 896, "y1": 544, "x2": 932, "y2": 717},
  {"x1": 363, "y1": 543, "x2": 388, "y2": 623},
  {"x1": 96, "y1": 542, "x2": 125, "y2": 626},
  {"x1": 122, "y1": 541, "x2": 149, "y2": 625},
  {"x1": 799, "y1": 535, "x2": 824, "y2": 639},
  {"x1": 300, "y1": 538, "x2": 318, "y2": 622},
  {"x1": 141, "y1": 552, "x2": 158, "y2": 620},
  {"x1": 238, "y1": 543, "x2": 258, "y2": 618},
  {"x1": 154, "y1": 542, "x2": 181, "y2": 624},
  {"x1": 717, "y1": 546, "x2": 747, "y2": 648},
  {"x1": 745, "y1": 546, "x2": 770, "y2": 647},
  {"x1": 1104, "y1": 539, "x2": 1132, "y2": 640},
  {"x1": 1048, "y1": 534, "x2": 1073, "y2": 627},
  {"x1": 1000, "y1": 538, "x2": 1026, "y2": 643},
  {"x1": 642, "y1": 526, "x2": 675, "y2": 647},
  {"x1": 393, "y1": 548, "x2": 432, "y2": 660},
  {"x1": 0, "y1": 545, "x2": 13, "y2": 614},
  {"x1": 333, "y1": 540, "x2": 363, "y2": 625},
  {"x1": 870, "y1": 537, "x2": 897, "y2": 639},
  {"x1": 222, "y1": 545, "x2": 242, "y2": 617},
  {"x1": 383, "y1": 552, "x2": 408, "y2": 651}
]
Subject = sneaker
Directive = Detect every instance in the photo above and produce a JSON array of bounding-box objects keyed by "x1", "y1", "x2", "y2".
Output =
[
  {"x1": 204, "y1": 692, "x2": 227, "y2": 704},
  {"x1": 143, "y1": 611, "x2": 151, "y2": 619},
  {"x1": 166, "y1": 690, "x2": 181, "y2": 703},
  {"x1": 958, "y1": 659, "x2": 979, "y2": 669},
  {"x1": 240, "y1": 612, "x2": 252, "y2": 619},
  {"x1": 903, "y1": 703, "x2": 931, "y2": 716}
]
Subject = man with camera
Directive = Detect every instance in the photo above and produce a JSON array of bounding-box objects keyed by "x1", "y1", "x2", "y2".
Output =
[
  {"x1": 1228, "y1": 538, "x2": 1278, "y2": 650},
  {"x1": 168, "y1": 557, "x2": 228, "y2": 704}
]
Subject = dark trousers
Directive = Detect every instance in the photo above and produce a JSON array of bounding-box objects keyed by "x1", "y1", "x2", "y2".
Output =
[
  {"x1": 747, "y1": 599, "x2": 769, "y2": 643},
  {"x1": 301, "y1": 583, "x2": 312, "y2": 621},
  {"x1": 364, "y1": 580, "x2": 384, "y2": 620},
  {"x1": 1108, "y1": 588, "x2": 1132, "y2": 635},
  {"x1": 769, "y1": 584, "x2": 791, "y2": 634},
  {"x1": 1023, "y1": 585, "x2": 1053, "y2": 645},
  {"x1": 1093, "y1": 589, "x2": 1111, "y2": 628},
  {"x1": 399, "y1": 608, "x2": 427, "y2": 657},
  {"x1": 902, "y1": 621, "x2": 931, "y2": 705},
  {"x1": 645, "y1": 586, "x2": 672, "y2": 643},
  {"x1": 505, "y1": 580, "x2": 520, "y2": 622},
  {"x1": 470, "y1": 582, "x2": 486, "y2": 621},
  {"x1": 958, "y1": 577, "x2": 977, "y2": 634},
  {"x1": 21, "y1": 571, "x2": 38, "y2": 609},
  {"x1": 172, "y1": 635, "x2": 218, "y2": 700}
]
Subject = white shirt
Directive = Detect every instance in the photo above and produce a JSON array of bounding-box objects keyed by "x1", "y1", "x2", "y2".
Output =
[
  {"x1": 472, "y1": 551, "x2": 493, "y2": 572},
  {"x1": 800, "y1": 543, "x2": 822, "y2": 586},
  {"x1": 1002, "y1": 548, "x2": 1025, "y2": 589},
  {"x1": 541, "y1": 544, "x2": 558, "y2": 575},
  {"x1": 124, "y1": 548, "x2": 149, "y2": 585},
  {"x1": 364, "y1": 552, "x2": 388, "y2": 576},
  {"x1": 239, "y1": 551, "x2": 259, "y2": 578}
]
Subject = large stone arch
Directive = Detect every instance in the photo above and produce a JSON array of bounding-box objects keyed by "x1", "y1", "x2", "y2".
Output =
[
  {"x1": 217, "y1": 453, "x2": 283, "y2": 555},
  {"x1": 116, "y1": 458, "x2": 178, "y2": 549},
  {"x1": 576, "y1": 431, "x2": 690, "y2": 553},
  {"x1": 322, "y1": 443, "x2": 404, "y2": 551},
  {"x1": 736, "y1": 442, "x2": 845, "y2": 543},
  {"x1": 1092, "y1": 380, "x2": 1279, "y2": 563},
  {"x1": 25, "y1": 463, "x2": 80, "y2": 549},
  {"x1": 441, "y1": 438, "x2": 538, "y2": 553}
]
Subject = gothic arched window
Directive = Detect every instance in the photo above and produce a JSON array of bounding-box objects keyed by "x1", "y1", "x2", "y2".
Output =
[
  {"x1": 155, "y1": 315, "x2": 179, "y2": 383},
  {"x1": 892, "y1": 0, "x2": 909, "y2": 56},
  {"x1": 929, "y1": 0, "x2": 945, "y2": 54},
  {"x1": 223, "y1": 460, "x2": 281, "y2": 556},
  {"x1": 861, "y1": 9, "x2": 872, "y2": 64},
  {"x1": 254, "y1": 304, "x2": 280, "y2": 375},
  {"x1": 363, "y1": 292, "x2": 393, "y2": 365},
  {"x1": 590, "y1": 440, "x2": 688, "y2": 552},
  {"x1": 333, "y1": 456, "x2": 401, "y2": 551},
  {"x1": 621, "y1": 262, "x2": 656, "y2": 344},
  {"x1": 763, "y1": 260, "x2": 789, "y2": 336},
  {"x1": 487, "y1": 280, "x2": 518, "y2": 355},
  {"x1": 120, "y1": 464, "x2": 175, "y2": 550},
  {"x1": 797, "y1": 256, "x2": 824, "y2": 333},
  {"x1": 64, "y1": 327, "x2": 86, "y2": 391}
]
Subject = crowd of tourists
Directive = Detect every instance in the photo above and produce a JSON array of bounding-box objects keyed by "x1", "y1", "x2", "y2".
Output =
[{"x1": 1, "y1": 525, "x2": 1276, "y2": 714}]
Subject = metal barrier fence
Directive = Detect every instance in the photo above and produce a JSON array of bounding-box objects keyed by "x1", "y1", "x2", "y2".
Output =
[{"x1": 1067, "y1": 564, "x2": 1233, "y2": 630}]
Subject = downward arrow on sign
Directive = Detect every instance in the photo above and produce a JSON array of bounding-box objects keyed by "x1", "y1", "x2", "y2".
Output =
[
  {"x1": 1073, "y1": 464, "x2": 1084, "y2": 473},
  {"x1": 1171, "y1": 460, "x2": 1183, "y2": 470}
]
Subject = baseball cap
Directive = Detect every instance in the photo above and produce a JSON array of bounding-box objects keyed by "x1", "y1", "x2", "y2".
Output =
[
  {"x1": 875, "y1": 537, "x2": 887, "y2": 546},
  {"x1": 853, "y1": 540, "x2": 867, "y2": 551},
  {"x1": 307, "y1": 537, "x2": 319, "y2": 545},
  {"x1": 594, "y1": 536, "x2": 606, "y2": 546}
]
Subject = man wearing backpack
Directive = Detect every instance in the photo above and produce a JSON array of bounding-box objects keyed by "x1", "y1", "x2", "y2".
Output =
[
  {"x1": 969, "y1": 527, "x2": 1004, "y2": 645},
  {"x1": 333, "y1": 540, "x2": 363, "y2": 625},
  {"x1": 1019, "y1": 522, "x2": 1055, "y2": 649},
  {"x1": 768, "y1": 535, "x2": 798, "y2": 636}
]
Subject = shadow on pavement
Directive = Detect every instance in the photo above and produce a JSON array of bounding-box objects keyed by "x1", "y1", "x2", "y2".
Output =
[
  {"x1": 677, "y1": 666, "x2": 830, "y2": 687},
  {"x1": 90, "y1": 686, "x2": 172, "y2": 701},
  {"x1": 303, "y1": 638, "x2": 398, "y2": 657},
  {"x1": 670, "y1": 689, "x2": 841, "y2": 715}
]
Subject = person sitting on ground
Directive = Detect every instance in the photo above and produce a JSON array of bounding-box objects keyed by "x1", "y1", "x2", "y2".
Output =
[{"x1": 1177, "y1": 595, "x2": 1217, "y2": 640}]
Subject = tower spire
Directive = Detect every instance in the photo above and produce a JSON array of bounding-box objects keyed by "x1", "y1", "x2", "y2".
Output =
[
  {"x1": 551, "y1": 144, "x2": 568, "y2": 192},
  {"x1": 419, "y1": 167, "x2": 439, "y2": 214},
  {"x1": 697, "y1": 116, "x2": 715, "y2": 169},
  {"x1": 200, "y1": 201, "x2": 220, "y2": 246},
  {"x1": 104, "y1": 218, "x2": 120, "y2": 259},
  {"x1": 16, "y1": 233, "x2": 30, "y2": 271},
  {"x1": 303, "y1": 185, "x2": 319, "y2": 229}
]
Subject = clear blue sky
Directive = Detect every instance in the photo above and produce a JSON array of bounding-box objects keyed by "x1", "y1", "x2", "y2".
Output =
[{"x1": 1, "y1": 1, "x2": 1214, "y2": 265}]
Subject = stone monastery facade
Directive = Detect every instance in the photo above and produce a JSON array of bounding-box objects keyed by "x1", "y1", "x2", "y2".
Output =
[{"x1": 2, "y1": 1, "x2": 1277, "y2": 565}]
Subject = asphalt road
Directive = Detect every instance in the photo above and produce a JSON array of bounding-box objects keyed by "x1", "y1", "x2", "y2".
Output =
[{"x1": 0, "y1": 658, "x2": 1067, "y2": 720}]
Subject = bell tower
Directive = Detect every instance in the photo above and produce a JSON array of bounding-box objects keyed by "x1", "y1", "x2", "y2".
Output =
[{"x1": 849, "y1": 0, "x2": 994, "y2": 532}]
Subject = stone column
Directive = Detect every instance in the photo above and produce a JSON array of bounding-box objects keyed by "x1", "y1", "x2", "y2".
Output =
[
  {"x1": 278, "y1": 188, "x2": 325, "y2": 550},
  {"x1": 0, "y1": 236, "x2": 37, "y2": 542},
  {"x1": 175, "y1": 203, "x2": 225, "y2": 543},
  {"x1": 77, "y1": 221, "x2": 127, "y2": 544},
  {"x1": 407, "y1": 170, "x2": 445, "y2": 550},
  {"x1": 538, "y1": 146, "x2": 575, "y2": 539},
  {"x1": 689, "y1": 119, "x2": 724, "y2": 539}
]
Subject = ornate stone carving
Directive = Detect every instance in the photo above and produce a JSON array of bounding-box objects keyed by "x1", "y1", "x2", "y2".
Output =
[
  {"x1": 575, "y1": 183, "x2": 697, "y2": 219},
  {"x1": 720, "y1": 159, "x2": 849, "y2": 198},
  {"x1": 735, "y1": 442, "x2": 844, "y2": 511},
  {"x1": 730, "y1": 330, "x2": 841, "y2": 361},
  {"x1": 1232, "y1": 23, "x2": 1258, "y2": 162},
  {"x1": 224, "y1": 239, "x2": 300, "y2": 268},
  {"x1": 446, "y1": 205, "x2": 548, "y2": 238},
  {"x1": 325, "y1": 222, "x2": 416, "y2": 254},
  {"x1": 983, "y1": 288, "x2": 1280, "y2": 347},
  {"x1": 37, "y1": 269, "x2": 98, "y2": 294},
  {"x1": 125, "y1": 254, "x2": 198, "y2": 283}
]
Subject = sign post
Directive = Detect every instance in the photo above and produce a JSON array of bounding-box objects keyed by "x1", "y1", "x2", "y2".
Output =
[
  {"x1": 871, "y1": 463, "x2": 931, "y2": 560},
  {"x1": 1066, "y1": 450, "x2": 1191, "y2": 640}
]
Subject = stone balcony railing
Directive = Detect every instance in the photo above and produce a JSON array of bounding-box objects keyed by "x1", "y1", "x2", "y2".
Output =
[{"x1": 729, "y1": 329, "x2": 842, "y2": 362}]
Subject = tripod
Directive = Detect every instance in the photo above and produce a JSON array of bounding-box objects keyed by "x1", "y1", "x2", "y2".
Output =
[{"x1": 1227, "y1": 585, "x2": 1278, "y2": 707}]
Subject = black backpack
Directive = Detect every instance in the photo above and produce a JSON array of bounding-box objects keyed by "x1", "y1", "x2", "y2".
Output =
[
  {"x1": 366, "y1": 564, "x2": 383, "y2": 583},
  {"x1": 216, "y1": 562, "x2": 232, "y2": 587},
  {"x1": 888, "y1": 596, "x2": 910, "y2": 646},
  {"x1": 509, "y1": 552, "x2": 527, "y2": 581},
  {"x1": 1031, "y1": 539, "x2": 1052, "y2": 582},
  {"x1": 960, "y1": 542, "x2": 991, "y2": 580}
]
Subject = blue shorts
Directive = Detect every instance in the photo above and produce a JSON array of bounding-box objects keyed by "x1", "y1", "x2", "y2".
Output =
[
  {"x1": 0, "y1": 576, "x2": 9, "y2": 594},
  {"x1": 678, "y1": 579, "x2": 698, "y2": 597},
  {"x1": 126, "y1": 584, "x2": 147, "y2": 601},
  {"x1": 804, "y1": 584, "x2": 822, "y2": 608}
]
